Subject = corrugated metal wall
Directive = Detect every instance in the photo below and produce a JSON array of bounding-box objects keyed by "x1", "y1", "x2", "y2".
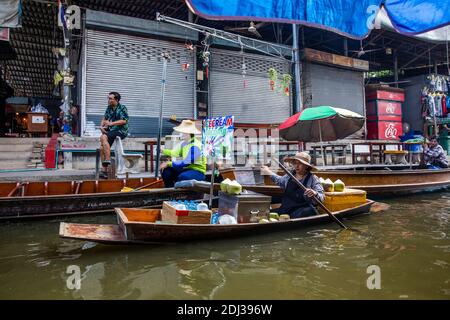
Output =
[
  {"x1": 83, "y1": 29, "x2": 195, "y2": 137},
  {"x1": 209, "y1": 48, "x2": 292, "y2": 124},
  {"x1": 400, "y1": 75, "x2": 426, "y2": 132},
  {"x1": 302, "y1": 63, "x2": 364, "y2": 114},
  {"x1": 301, "y1": 62, "x2": 365, "y2": 139}
]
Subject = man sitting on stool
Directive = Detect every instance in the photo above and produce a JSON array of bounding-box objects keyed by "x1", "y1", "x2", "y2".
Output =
[
  {"x1": 160, "y1": 120, "x2": 206, "y2": 187},
  {"x1": 99, "y1": 91, "x2": 129, "y2": 179},
  {"x1": 424, "y1": 135, "x2": 449, "y2": 168}
]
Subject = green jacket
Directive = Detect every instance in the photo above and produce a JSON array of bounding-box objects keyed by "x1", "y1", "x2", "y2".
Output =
[{"x1": 163, "y1": 138, "x2": 207, "y2": 174}]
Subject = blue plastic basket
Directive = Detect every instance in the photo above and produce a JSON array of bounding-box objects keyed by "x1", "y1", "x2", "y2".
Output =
[{"x1": 405, "y1": 144, "x2": 421, "y2": 152}]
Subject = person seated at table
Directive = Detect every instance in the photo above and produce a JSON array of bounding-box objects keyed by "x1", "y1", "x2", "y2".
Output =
[
  {"x1": 160, "y1": 120, "x2": 206, "y2": 187},
  {"x1": 261, "y1": 152, "x2": 325, "y2": 218},
  {"x1": 424, "y1": 135, "x2": 448, "y2": 168}
]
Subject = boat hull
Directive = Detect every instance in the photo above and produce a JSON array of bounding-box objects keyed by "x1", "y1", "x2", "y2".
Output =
[
  {"x1": 0, "y1": 189, "x2": 198, "y2": 220},
  {"x1": 59, "y1": 201, "x2": 373, "y2": 243},
  {"x1": 0, "y1": 177, "x2": 201, "y2": 220},
  {"x1": 221, "y1": 168, "x2": 450, "y2": 197}
]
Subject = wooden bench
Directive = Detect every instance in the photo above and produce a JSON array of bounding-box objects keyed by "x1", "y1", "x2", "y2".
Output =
[{"x1": 384, "y1": 150, "x2": 408, "y2": 165}]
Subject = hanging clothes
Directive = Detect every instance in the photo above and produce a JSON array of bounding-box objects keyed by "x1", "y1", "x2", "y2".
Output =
[
  {"x1": 441, "y1": 94, "x2": 448, "y2": 115},
  {"x1": 436, "y1": 95, "x2": 443, "y2": 117},
  {"x1": 429, "y1": 94, "x2": 436, "y2": 117},
  {"x1": 447, "y1": 95, "x2": 450, "y2": 115}
]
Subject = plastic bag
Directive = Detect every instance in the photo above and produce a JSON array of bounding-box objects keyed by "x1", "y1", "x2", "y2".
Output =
[{"x1": 30, "y1": 102, "x2": 49, "y2": 114}]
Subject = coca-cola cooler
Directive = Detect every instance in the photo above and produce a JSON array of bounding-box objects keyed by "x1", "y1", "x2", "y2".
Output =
[{"x1": 365, "y1": 86, "x2": 405, "y2": 140}]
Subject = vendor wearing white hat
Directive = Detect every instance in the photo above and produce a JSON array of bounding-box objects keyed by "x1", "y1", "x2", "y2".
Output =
[
  {"x1": 261, "y1": 152, "x2": 324, "y2": 218},
  {"x1": 160, "y1": 120, "x2": 207, "y2": 187}
]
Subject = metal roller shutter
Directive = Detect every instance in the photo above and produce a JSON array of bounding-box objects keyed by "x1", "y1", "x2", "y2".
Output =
[
  {"x1": 83, "y1": 29, "x2": 195, "y2": 137},
  {"x1": 210, "y1": 48, "x2": 291, "y2": 124},
  {"x1": 302, "y1": 63, "x2": 365, "y2": 115},
  {"x1": 301, "y1": 63, "x2": 366, "y2": 139}
]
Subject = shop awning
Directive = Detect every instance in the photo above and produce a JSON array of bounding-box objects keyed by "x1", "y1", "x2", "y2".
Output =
[{"x1": 185, "y1": 0, "x2": 450, "y2": 41}]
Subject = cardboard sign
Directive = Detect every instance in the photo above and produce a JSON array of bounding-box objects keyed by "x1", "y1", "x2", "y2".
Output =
[
  {"x1": 32, "y1": 116, "x2": 45, "y2": 124},
  {"x1": 202, "y1": 116, "x2": 234, "y2": 161}
]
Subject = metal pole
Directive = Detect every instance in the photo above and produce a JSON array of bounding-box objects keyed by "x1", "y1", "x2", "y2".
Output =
[
  {"x1": 209, "y1": 157, "x2": 215, "y2": 208},
  {"x1": 319, "y1": 120, "x2": 326, "y2": 166},
  {"x1": 63, "y1": 54, "x2": 70, "y2": 119},
  {"x1": 155, "y1": 53, "x2": 170, "y2": 178},
  {"x1": 292, "y1": 24, "x2": 302, "y2": 114},
  {"x1": 62, "y1": 30, "x2": 71, "y2": 133},
  {"x1": 394, "y1": 51, "x2": 398, "y2": 88}
]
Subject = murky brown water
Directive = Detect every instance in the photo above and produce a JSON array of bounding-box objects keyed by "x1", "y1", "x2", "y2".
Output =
[{"x1": 0, "y1": 191, "x2": 449, "y2": 299}]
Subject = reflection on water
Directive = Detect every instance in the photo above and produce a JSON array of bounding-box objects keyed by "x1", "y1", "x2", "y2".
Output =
[{"x1": 0, "y1": 192, "x2": 449, "y2": 299}]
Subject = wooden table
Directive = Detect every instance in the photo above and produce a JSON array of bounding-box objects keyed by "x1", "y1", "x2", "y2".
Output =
[
  {"x1": 352, "y1": 141, "x2": 404, "y2": 165},
  {"x1": 239, "y1": 140, "x2": 301, "y2": 165},
  {"x1": 310, "y1": 144, "x2": 348, "y2": 166}
]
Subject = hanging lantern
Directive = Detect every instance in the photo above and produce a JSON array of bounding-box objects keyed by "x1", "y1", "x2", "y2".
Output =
[
  {"x1": 269, "y1": 80, "x2": 275, "y2": 91},
  {"x1": 281, "y1": 73, "x2": 292, "y2": 96},
  {"x1": 182, "y1": 63, "x2": 190, "y2": 72},
  {"x1": 268, "y1": 67, "x2": 278, "y2": 91},
  {"x1": 241, "y1": 62, "x2": 247, "y2": 89},
  {"x1": 184, "y1": 43, "x2": 194, "y2": 51}
]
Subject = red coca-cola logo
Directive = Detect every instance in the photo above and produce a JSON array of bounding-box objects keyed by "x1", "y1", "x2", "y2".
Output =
[
  {"x1": 385, "y1": 103, "x2": 395, "y2": 114},
  {"x1": 385, "y1": 123, "x2": 398, "y2": 139}
]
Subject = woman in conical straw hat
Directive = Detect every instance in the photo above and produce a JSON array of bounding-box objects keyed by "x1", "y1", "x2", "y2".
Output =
[
  {"x1": 261, "y1": 152, "x2": 324, "y2": 218},
  {"x1": 160, "y1": 120, "x2": 207, "y2": 187}
]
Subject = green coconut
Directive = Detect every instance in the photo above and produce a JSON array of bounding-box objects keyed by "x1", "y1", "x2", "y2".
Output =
[
  {"x1": 220, "y1": 178, "x2": 231, "y2": 192},
  {"x1": 269, "y1": 218, "x2": 278, "y2": 222},
  {"x1": 323, "y1": 178, "x2": 334, "y2": 192},
  {"x1": 259, "y1": 218, "x2": 269, "y2": 224},
  {"x1": 227, "y1": 180, "x2": 242, "y2": 195},
  {"x1": 269, "y1": 212, "x2": 279, "y2": 220},
  {"x1": 279, "y1": 214, "x2": 290, "y2": 221},
  {"x1": 333, "y1": 179, "x2": 345, "y2": 192}
]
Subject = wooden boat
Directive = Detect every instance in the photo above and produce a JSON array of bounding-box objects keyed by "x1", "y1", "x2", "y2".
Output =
[
  {"x1": 219, "y1": 167, "x2": 450, "y2": 198},
  {"x1": 0, "y1": 177, "x2": 200, "y2": 220},
  {"x1": 59, "y1": 200, "x2": 374, "y2": 244}
]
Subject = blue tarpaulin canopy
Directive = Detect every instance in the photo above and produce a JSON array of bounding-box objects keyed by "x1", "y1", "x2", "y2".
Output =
[{"x1": 186, "y1": 0, "x2": 450, "y2": 40}]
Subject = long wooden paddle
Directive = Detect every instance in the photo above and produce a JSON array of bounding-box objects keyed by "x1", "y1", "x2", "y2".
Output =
[
  {"x1": 132, "y1": 179, "x2": 164, "y2": 192},
  {"x1": 273, "y1": 158, "x2": 348, "y2": 229}
]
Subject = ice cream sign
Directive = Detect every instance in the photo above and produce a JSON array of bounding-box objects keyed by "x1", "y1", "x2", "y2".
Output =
[{"x1": 202, "y1": 116, "x2": 234, "y2": 160}]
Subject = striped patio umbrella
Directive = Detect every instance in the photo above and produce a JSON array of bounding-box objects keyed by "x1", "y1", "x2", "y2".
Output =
[{"x1": 279, "y1": 106, "x2": 365, "y2": 142}]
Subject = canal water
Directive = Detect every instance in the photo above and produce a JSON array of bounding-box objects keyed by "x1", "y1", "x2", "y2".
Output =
[{"x1": 0, "y1": 191, "x2": 449, "y2": 300}]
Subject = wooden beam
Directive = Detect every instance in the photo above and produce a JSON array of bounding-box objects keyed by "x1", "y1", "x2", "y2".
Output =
[
  {"x1": 400, "y1": 44, "x2": 440, "y2": 70},
  {"x1": 303, "y1": 48, "x2": 369, "y2": 71}
]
